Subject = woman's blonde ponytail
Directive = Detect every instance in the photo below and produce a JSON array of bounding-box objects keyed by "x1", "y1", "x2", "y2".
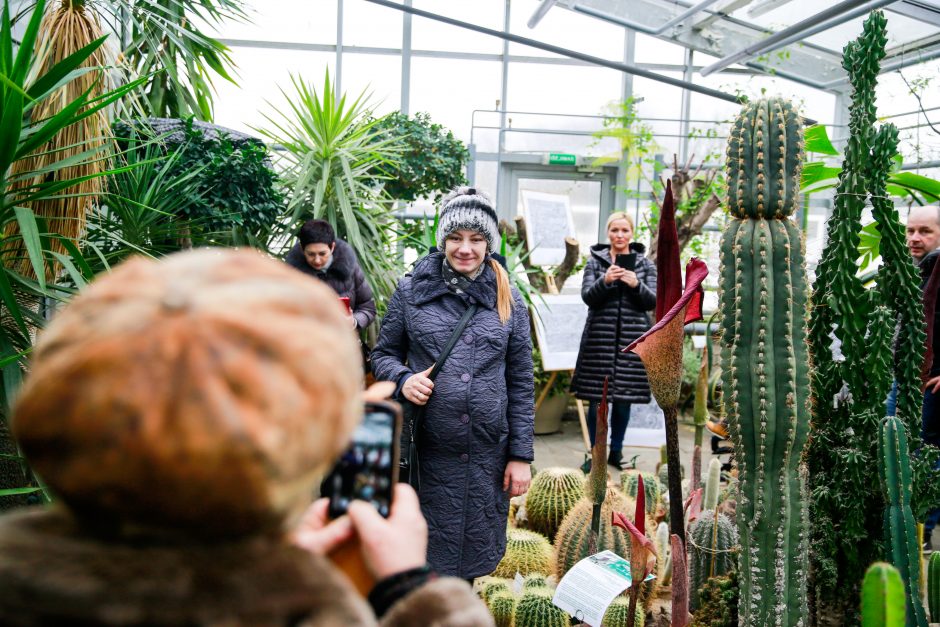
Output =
[{"x1": 489, "y1": 258, "x2": 513, "y2": 324}]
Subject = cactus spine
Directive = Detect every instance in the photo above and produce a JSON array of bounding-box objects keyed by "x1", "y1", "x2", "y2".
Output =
[
  {"x1": 719, "y1": 97, "x2": 810, "y2": 627},
  {"x1": 688, "y1": 510, "x2": 738, "y2": 611},
  {"x1": 879, "y1": 415, "x2": 928, "y2": 627},
  {"x1": 861, "y1": 562, "x2": 906, "y2": 627},
  {"x1": 928, "y1": 552, "x2": 940, "y2": 623},
  {"x1": 703, "y1": 458, "x2": 721, "y2": 512},
  {"x1": 525, "y1": 467, "x2": 585, "y2": 542}
]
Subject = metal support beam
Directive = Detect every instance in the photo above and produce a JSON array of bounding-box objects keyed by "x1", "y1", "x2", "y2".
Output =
[
  {"x1": 573, "y1": 0, "x2": 726, "y2": 36},
  {"x1": 679, "y1": 48, "x2": 694, "y2": 165},
  {"x1": 400, "y1": 0, "x2": 412, "y2": 114},
  {"x1": 495, "y1": 0, "x2": 511, "y2": 214},
  {"x1": 362, "y1": 0, "x2": 744, "y2": 104},
  {"x1": 336, "y1": 0, "x2": 344, "y2": 93},
  {"x1": 700, "y1": 0, "x2": 897, "y2": 77},
  {"x1": 527, "y1": 0, "x2": 558, "y2": 28}
]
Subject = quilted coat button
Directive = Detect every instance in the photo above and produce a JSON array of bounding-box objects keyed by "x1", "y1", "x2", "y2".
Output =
[
  {"x1": 460, "y1": 453, "x2": 469, "y2": 462},
  {"x1": 461, "y1": 414, "x2": 470, "y2": 424},
  {"x1": 464, "y1": 335, "x2": 473, "y2": 344},
  {"x1": 461, "y1": 373, "x2": 471, "y2": 383}
]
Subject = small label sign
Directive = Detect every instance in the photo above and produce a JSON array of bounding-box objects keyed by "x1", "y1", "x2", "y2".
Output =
[{"x1": 548, "y1": 153, "x2": 577, "y2": 166}]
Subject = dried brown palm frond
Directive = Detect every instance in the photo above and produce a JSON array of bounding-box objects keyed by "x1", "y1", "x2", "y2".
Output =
[{"x1": 3, "y1": 0, "x2": 115, "y2": 280}]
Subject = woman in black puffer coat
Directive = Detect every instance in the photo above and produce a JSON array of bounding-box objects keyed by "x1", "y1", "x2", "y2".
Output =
[{"x1": 570, "y1": 212, "x2": 656, "y2": 468}]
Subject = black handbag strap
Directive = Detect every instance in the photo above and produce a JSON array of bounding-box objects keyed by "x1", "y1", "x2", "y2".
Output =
[
  {"x1": 410, "y1": 303, "x2": 478, "y2": 433},
  {"x1": 426, "y1": 303, "x2": 478, "y2": 382}
]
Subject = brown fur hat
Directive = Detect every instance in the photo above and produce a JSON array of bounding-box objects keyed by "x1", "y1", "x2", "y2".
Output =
[{"x1": 13, "y1": 248, "x2": 363, "y2": 539}]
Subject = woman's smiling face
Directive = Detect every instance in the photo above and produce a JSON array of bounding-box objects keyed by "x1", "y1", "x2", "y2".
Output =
[{"x1": 444, "y1": 229, "x2": 487, "y2": 274}]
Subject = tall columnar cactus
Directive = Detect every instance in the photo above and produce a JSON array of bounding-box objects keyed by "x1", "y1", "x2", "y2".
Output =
[
  {"x1": 703, "y1": 458, "x2": 722, "y2": 512},
  {"x1": 688, "y1": 510, "x2": 738, "y2": 611},
  {"x1": 928, "y1": 552, "x2": 940, "y2": 623},
  {"x1": 656, "y1": 521, "x2": 672, "y2": 586},
  {"x1": 879, "y1": 415, "x2": 928, "y2": 627},
  {"x1": 719, "y1": 97, "x2": 810, "y2": 627},
  {"x1": 804, "y1": 12, "x2": 937, "y2": 621},
  {"x1": 525, "y1": 467, "x2": 585, "y2": 542},
  {"x1": 860, "y1": 562, "x2": 906, "y2": 627}
]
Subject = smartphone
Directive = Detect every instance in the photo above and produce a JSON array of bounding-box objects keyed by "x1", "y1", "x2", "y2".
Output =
[
  {"x1": 325, "y1": 401, "x2": 402, "y2": 519},
  {"x1": 339, "y1": 296, "x2": 351, "y2": 315},
  {"x1": 615, "y1": 253, "x2": 637, "y2": 271}
]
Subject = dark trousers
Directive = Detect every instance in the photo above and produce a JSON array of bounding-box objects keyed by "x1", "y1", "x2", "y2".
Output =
[{"x1": 586, "y1": 401, "x2": 631, "y2": 452}]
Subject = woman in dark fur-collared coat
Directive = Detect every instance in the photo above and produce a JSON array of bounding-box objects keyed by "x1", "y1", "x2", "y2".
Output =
[
  {"x1": 371, "y1": 187, "x2": 535, "y2": 580},
  {"x1": 570, "y1": 211, "x2": 657, "y2": 469}
]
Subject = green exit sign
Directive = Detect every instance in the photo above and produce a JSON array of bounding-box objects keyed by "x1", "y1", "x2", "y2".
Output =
[{"x1": 548, "y1": 153, "x2": 577, "y2": 165}]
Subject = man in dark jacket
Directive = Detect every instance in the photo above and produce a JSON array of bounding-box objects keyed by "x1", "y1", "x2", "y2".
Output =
[{"x1": 286, "y1": 220, "x2": 377, "y2": 330}]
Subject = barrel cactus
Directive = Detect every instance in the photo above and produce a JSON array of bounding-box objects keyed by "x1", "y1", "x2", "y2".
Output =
[
  {"x1": 522, "y1": 574, "x2": 550, "y2": 591},
  {"x1": 861, "y1": 562, "x2": 906, "y2": 627},
  {"x1": 493, "y1": 528, "x2": 554, "y2": 578},
  {"x1": 525, "y1": 467, "x2": 585, "y2": 541},
  {"x1": 719, "y1": 97, "x2": 810, "y2": 627},
  {"x1": 481, "y1": 578, "x2": 513, "y2": 605},
  {"x1": 688, "y1": 510, "x2": 738, "y2": 611},
  {"x1": 513, "y1": 586, "x2": 569, "y2": 627},
  {"x1": 555, "y1": 489, "x2": 633, "y2": 579},
  {"x1": 602, "y1": 596, "x2": 646, "y2": 627},
  {"x1": 928, "y1": 552, "x2": 939, "y2": 623},
  {"x1": 489, "y1": 591, "x2": 516, "y2": 627},
  {"x1": 621, "y1": 471, "x2": 661, "y2": 517},
  {"x1": 879, "y1": 415, "x2": 928, "y2": 627}
]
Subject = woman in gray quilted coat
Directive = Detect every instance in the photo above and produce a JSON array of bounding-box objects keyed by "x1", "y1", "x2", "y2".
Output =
[
  {"x1": 570, "y1": 212, "x2": 657, "y2": 469},
  {"x1": 371, "y1": 187, "x2": 535, "y2": 580}
]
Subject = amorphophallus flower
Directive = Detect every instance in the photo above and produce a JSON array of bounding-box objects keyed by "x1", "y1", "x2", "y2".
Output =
[
  {"x1": 624, "y1": 180, "x2": 708, "y2": 544},
  {"x1": 612, "y1": 473, "x2": 657, "y2": 627}
]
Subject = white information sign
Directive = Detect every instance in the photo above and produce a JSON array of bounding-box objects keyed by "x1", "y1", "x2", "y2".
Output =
[
  {"x1": 520, "y1": 190, "x2": 576, "y2": 267},
  {"x1": 623, "y1": 400, "x2": 668, "y2": 448},
  {"x1": 531, "y1": 294, "x2": 588, "y2": 372},
  {"x1": 552, "y1": 550, "x2": 655, "y2": 627}
]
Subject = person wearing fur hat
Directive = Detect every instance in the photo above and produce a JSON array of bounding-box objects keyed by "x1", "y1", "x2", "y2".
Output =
[{"x1": 372, "y1": 186, "x2": 536, "y2": 581}]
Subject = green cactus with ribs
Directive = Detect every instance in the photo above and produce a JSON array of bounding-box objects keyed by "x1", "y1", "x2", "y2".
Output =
[
  {"x1": 861, "y1": 562, "x2": 907, "y2": 627},
  {"x1": 688, "y1": 510, "x2": 738, "y2": 612},
  {"x1": 718, "y1": 97, "x2": 810, "y2": 627}
]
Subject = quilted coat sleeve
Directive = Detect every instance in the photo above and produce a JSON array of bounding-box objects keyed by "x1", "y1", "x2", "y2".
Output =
[
  {"x1": 370, "y1": 282, "x2": 413, "y2": 386},
  {"x1": 505, "y1": 292, "x2": 535, "y2": 462},
  {"x1": 626, "y1": 257, "x2": 657, "y2": 312},
  {"x1": 351, "y1": 263, "x2": 377, "y2": 329},
  {"x1": 581, "y1": 257, "x2": 616, "y2": 308}
]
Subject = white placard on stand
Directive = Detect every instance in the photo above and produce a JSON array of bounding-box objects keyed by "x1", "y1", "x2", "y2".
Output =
[
  {"x1": 520, "y1": 190, "x2": 576, "y2": 267},
  {"x1": 623, "y1": 400, "x2": 667, "y2": 448},
  {"x1": 531, "y1": 294, "x2": 588, "y2": 372},
  {"x1": 552, "y1": 550, "x2": 655, "y2": 626}
]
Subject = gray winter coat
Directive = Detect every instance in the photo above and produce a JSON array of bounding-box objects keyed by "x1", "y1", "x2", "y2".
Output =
[
  {"x1": 570, "y1": 243, "x2": 657, "y2": 404},
  {"x1": 371, "y1": 253, "x2": 535, "y2": 579}
]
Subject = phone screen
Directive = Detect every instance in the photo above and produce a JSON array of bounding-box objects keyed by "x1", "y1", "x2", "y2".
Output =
[
  {"x1": 615, "y1": 253, "x2": 637, "y2": 271},
  {"x1": 326, "y1": 402, "x2": 401, "y2": 519}
]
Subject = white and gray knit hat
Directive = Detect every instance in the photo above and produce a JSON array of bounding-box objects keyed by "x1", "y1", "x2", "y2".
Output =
[{"x1": 436, "y1": 186, "x2": 501, "y2": 253}]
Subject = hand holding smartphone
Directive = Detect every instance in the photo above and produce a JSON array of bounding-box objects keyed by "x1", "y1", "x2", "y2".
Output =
[
  {"x1": 615, "y1": 252, "x2": 637, "y2": 271},
  {"x1": 324, "y1": 401, "x2": 401, "y2": 519}
]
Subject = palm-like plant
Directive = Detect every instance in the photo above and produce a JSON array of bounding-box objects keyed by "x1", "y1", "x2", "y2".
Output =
[
  {"x1": 257, "y1": 72, "x2": 403, "y2": 305},
  {"x1": 0, "y1": 0, "x2": 144, "y2": 503}
]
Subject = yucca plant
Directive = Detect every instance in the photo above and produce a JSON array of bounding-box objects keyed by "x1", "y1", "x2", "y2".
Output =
[
  {"x1": 0, "y1": 0, "x2": 145, "y2": 505},
  {"x1": 257, "y1": 72, "x2": 403, "y2": 306}
]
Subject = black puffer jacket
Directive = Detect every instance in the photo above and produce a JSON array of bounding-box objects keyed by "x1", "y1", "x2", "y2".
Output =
[
  {"x1": 285, "y1": 239, "x2": 377, "y2": 329},
  {"x1": 371, "y1": 252, "x2": 535, "y2": 579},
  {"x1": 570, "y1": 242, "x2": 657, "y2": 404}
]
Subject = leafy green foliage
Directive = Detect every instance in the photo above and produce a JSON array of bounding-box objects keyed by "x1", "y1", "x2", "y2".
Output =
[
  {"x1": 257, "y1": 72, "x2": 403, "y2": 306},
  {"x1": 371, "y1": 112, "x2": 469, "y2": 202}
]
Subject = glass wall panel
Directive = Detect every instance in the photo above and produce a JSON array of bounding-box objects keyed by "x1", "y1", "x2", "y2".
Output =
[
  {"x1": 343, "y1": 0, "x2": 403, "y2": 48},
  {"x1": 506, "y1": 63, "x2": 622, "y2": 116},
  {"x1": 211, "y1": 48, "x2": 335, "y2": 134},
  {"x1": 409, "y1": 58, "x2": 503, "y2": 141},
  {"x1": 411, "y1": 0, "x2": 505, "y2": 53},
  {"x1": 205, "y1": 0, "x2": 337, "y2": 45},
  {"x1": 341, "y1": 53, "x2": 402, "y2": 115},
  {"x1": 508, "y1": 0, "x2": 625, "y2": 60},
  {"x1": 633, "y1": 33, "x2": 686, "y2": 66}
]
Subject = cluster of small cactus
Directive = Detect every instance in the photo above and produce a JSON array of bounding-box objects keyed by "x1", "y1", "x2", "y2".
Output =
[
  {"x1": 690, "y1": 572, "x2": 739, "y2": 627},
  {"x1": 493, "y1": 528, "x2": 555, "y2": 578},
  {"x1": 718, "y1": 96, "x2": 811, "y2": 627},
  {"x1": 688, "y1": 510, "x2": 738, "y2": 611},
  {"x1": 860, "y1": 562, "x2": 906, "y2": 627},
  {"x1": 879, "y1": 415, "x2": 928, "y2": 626},
  {"x1": 525, "y1": 467, "x2": 585, "y2": 541},
  {"x1": 621, "y1": 471, "x2": 661, "y2": 516}
]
